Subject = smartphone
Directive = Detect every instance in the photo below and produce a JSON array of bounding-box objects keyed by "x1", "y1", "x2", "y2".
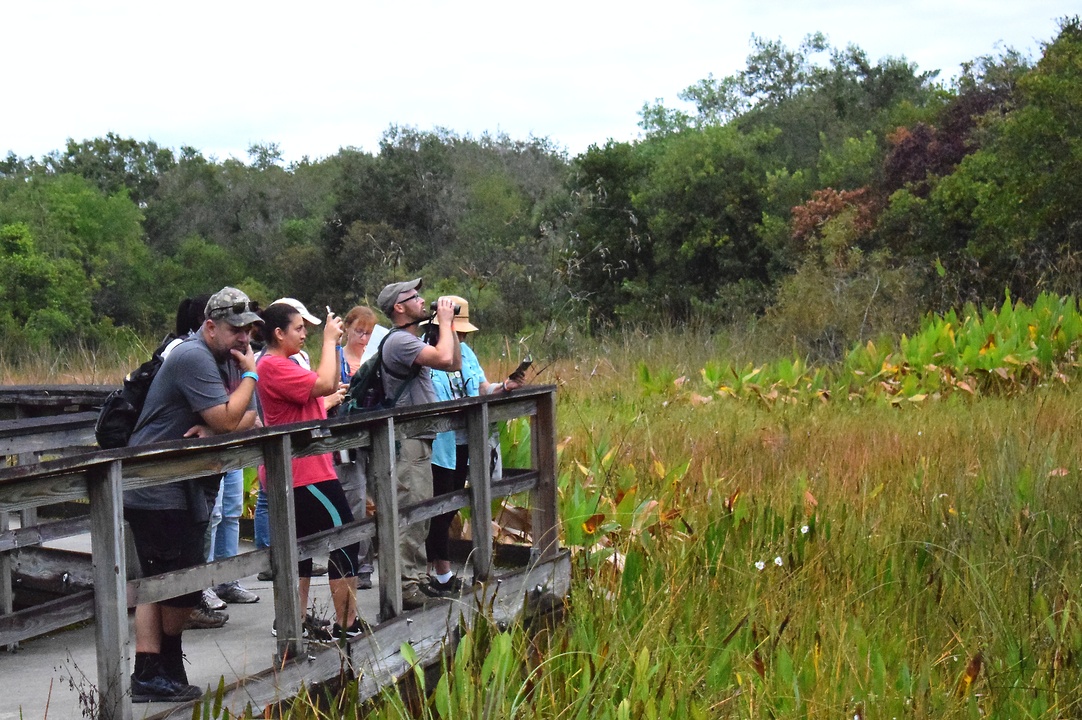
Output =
[{"x1": 510, "y1": 356, "x2": 532, "y2": 380}]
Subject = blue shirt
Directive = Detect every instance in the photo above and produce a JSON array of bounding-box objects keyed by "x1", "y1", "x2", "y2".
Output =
[{"x1": 432, "y1": 343, "x2": 486, "y2": 469}]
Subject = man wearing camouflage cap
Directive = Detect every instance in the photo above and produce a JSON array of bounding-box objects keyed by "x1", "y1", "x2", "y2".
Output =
[{"x1": 123, "y1": 287, "x2": 262, "y2": 702}]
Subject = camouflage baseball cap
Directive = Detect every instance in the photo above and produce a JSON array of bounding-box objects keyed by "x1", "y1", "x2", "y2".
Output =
[{"x1": 204, "y1": 287, "x2": 263, "y2": 327}]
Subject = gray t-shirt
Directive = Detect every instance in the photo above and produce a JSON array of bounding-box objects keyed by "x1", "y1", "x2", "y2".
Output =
[
  {"x1": 123, "y1": 333, "x2": 250, "y2": 510},
  {"x1": 382, "y1": 328, "x2": 437, "y2": 438}
]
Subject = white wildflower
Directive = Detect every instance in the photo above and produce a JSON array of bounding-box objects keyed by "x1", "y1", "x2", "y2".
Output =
[
  {"x1": 801, "y1": 525, "x2": 809, "y2": 534},
  {"x1": 755, "y1": 560, "x2": 765, "y2": 571},
  {"x1": 774, "y1": 556, "x2": 783, "y2": 567}
]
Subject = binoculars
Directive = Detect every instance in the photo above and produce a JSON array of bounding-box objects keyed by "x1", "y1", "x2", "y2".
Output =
[{"x1": 429, "y1": 301, "x2": 462, "y2": 316}]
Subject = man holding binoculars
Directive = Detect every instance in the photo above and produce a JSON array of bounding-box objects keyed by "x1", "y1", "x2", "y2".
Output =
[{"x1": 376, "y1": 278, "x2": 461, "y2": 609}]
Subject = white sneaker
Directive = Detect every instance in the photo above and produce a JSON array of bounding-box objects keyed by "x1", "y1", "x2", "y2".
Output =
[{"x1": 202, "y1": 587, "x2": 226, "y2": 611}]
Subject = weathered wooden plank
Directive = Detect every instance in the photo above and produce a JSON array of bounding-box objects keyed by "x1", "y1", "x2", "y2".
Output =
[
  {"x1": 147, "y1": 551, "x2": 572, "y2": 719},
  {"x1": 0, "y1": 387, "x2": 555, "y2": 488},
  {"x1": 10, "y1": 545, "x2": 94, "y2": 588},
  {"x1": 532, "y1": 390, "x2": 560, "y2": 561},
  {"x1": 87, "y1": 460, "x2": 131, "y2": 720},
  {"x1": 0, "y1": 510, "x2": 12, "y2": 651},
  {"x1": 0, "y1": 515, "x2": 91, "y2": 553},
  {"x1": 2, "y1": 470, "x2": 539, "y2": 601},
  {"x1": 467, "y1": 403, "x2": 494, "y2": 582},
  {"x1": 0, "y1": 429, "x2": 98, "y2": 457},
  {"x1": 0, "y1": 590, "x2": 95, "y2": 645},
  {"x1": 0, "y1": 412, "x2": 98, "y2": 456},
  {"x1": 125, "y1": 548, "x2": 272, "y2": 607},
  {"x1": 0, "y1": 472, "x2": 90, "y2": 513},
  {"x1": 370, "y1": 417, "x2": 402, "y2": 619},
  {"x1": 493, "y1": 468, "x2": 542, "y2": 498},
  {"x1": 0, "y1": 385, "x2": 114, "y2": 416},
  {"x1": 0, "y1": 411, "x2": 98, "y2": 436},
  {"x1": 488, "y1": 397, "x2": 540, "y2": 423},
  {"x1": 0, "y1": 385, "x2": 115, "y2": 402},
  {"x1": 263, "y1": 436, "x2": 303, "y2": 661}
]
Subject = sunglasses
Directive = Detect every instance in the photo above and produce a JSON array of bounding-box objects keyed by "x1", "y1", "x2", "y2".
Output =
[{"x1": 208, "y1": 300, "x2": 260, "y2": 318}]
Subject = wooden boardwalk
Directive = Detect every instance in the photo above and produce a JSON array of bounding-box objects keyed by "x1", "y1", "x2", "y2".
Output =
[{"x1": 0, "y1": 385, "x2": 564, "y2": 720}]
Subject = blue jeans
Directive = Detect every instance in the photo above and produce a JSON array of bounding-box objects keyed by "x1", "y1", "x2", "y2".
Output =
[
  {"x1": 254, "y1": 487, "x2": 271, "y2": 550},
  {"x1": 207, "y1": 469, "x2": 244, "y2": 561}
]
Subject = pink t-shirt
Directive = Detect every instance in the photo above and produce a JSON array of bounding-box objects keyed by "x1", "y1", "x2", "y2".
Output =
[{"x1": 256, "y1": 354, "x2": 336, "y2": 488}]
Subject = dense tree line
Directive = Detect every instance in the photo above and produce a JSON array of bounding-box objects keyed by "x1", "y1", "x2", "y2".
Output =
[{"x1": 1, "y1": 18, "x2": 1079, "y2": 359}]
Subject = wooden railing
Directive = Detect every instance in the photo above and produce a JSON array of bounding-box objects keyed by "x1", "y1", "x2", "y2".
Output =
[
  {"x1": 0, "y1": 385, "x2": 114, "y2": 420},
  {"x1": 0, "y1": 385, "x2": 562, "y2": 720}
]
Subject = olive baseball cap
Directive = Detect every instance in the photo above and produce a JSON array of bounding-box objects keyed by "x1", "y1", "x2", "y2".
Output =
[{"x1": 377, "y1": 278, "x2": 422, "y2": 319}]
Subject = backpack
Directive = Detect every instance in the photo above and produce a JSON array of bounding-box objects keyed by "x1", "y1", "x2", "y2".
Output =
[
  {"x1": 343, "y1": 328, "x2": 418, "y2": 414},
  {"x1": 94, "y1": 334, "x2": 176, "y2": 449}
]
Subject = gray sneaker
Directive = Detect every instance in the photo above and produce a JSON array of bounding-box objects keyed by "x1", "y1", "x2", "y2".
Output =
[
  {"x1": 185, "y1": 603, "x2": 228, "y2": 629},
  {"x1": 202, "y1": 587, "x2": 226, "y2": 610},
  {"x1": 214, "y1": 581, "x2": 259, "y2": 604},
  {"x1": 401, "y1": 584, "x2": 429, "y2": 610}
]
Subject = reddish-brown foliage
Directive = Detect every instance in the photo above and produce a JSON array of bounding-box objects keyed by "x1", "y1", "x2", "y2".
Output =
[{"x1": 789, "y1": 187, "x2": 877, "y2": 251}]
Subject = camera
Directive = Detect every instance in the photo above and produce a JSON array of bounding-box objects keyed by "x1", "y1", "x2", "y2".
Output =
[{"x1": 429, "y1": 301, "x2": 462, "y2": 316}]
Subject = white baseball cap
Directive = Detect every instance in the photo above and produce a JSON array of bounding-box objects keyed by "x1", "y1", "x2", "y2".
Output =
[{"x1": 270, "y1": 297, "x2": 321, "y2": 325}]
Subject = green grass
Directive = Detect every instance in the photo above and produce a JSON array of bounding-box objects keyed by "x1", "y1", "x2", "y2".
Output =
[
  {"x1": 15, "y1": 302, "x2": 1082, "y2": 718},
  {"x1": 362, "y1": 327, "x2": 1082, "y2": 719}
]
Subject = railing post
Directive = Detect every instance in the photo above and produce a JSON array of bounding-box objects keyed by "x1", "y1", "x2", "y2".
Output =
[
  {"x1": 18, "y1": 452, "x2": 37, "y2": 530},
  {"x1": 0, "y1": 510, "x2": 13, "y2": 653},
  {"x1": 531, "y1": 390, "x2": 560, "y2": 561},
  {"x1": 87, "y1": 460, "x2": 131, "y2": 720},
  {"x1": 466, "y1": 403, "x2": 493, "y2": 582},
  {"x1": 264, "y1": 436, "x2": 303, "y2": 661},
  {"x1": 369, "y1": 417, "x2": 402, "y2": 618}
]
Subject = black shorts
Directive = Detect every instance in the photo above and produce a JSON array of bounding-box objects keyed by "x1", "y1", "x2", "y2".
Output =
[
  {"x1": 294, "y1": 480, "x2": 360, "y2": 579},
  {"x1": 124, "y1": 508, "x2": 207, "y2": 609}
]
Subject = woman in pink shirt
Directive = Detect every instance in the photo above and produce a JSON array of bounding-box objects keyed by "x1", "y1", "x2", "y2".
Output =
[{"x1": 257, "y1": 301, "x2": 367, "y2": 641}]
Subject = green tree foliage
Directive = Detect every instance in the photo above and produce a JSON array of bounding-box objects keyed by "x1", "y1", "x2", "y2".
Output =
[
  {"x1": 0, "y1": 173, "x2": 154, "y2": 332},
  {"x1": 879, "y1": 17, "x2": 1082, "y2": 308},
  {"x1": 0, "y1": 222, "x2": 93, "y2": 344},
  {"x1": 4, "y1": 24, "x2": 1080, "y2": 353},
  {"x1": 634, "y1": 125, "x2": 777, "y2": 319},
  {"x1": 563, "y1": 141, "x2": 650, "y2": 325},
  {"x1": 43, "y1": 133, "x2": 176, "y2": 206}
]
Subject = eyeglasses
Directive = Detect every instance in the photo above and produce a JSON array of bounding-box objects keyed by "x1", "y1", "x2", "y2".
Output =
[
  {"x1": 353, "y1": 328, "x2": 372, "y2": 337},
  {"x1": 398, "y1": 293, "x2": 422, "y2": 305},
  {"x1": 208, "y1": 300, "x2": 260, "y2": 318}
]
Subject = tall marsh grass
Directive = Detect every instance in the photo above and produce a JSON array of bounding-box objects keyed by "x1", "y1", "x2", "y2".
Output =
[
  {"x1": 12, "y1": 298, "x2": 1082, "y2": 718},
  {"x1": 322, "y1": 320, "x2": 1082, "y2": 719}
]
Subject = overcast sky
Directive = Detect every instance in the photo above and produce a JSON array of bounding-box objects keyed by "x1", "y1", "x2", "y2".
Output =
[{"x1": 2, "y1": 1, "x2": 1076, "y2": 164}]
